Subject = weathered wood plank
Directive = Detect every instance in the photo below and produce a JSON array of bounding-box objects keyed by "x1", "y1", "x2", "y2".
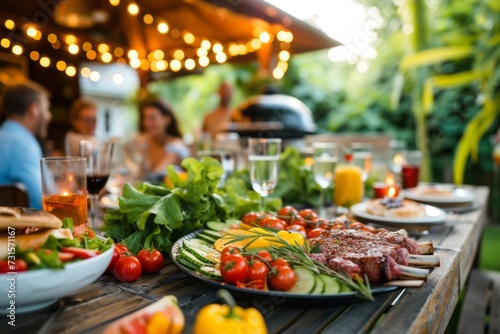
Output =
[
  {"x1": 371, "y1": 250, "x2": 460, "y2": 334},
  {"x1": 321, "y1": 291, "x2": 401, "y2": 334},
  {"x1": 279, "y1": 307, "x2": 345, "y2": 334},
  {"x1": 457, "y1": 269, "x2": 500, "y2": 334}
]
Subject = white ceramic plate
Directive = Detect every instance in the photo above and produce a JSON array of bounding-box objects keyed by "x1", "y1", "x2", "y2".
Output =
[
  {"x1": 403, "y1": 183, "x2": 475, "y2": 205},
  {"x1": 0, "y1": 236, "x2": 113, "y2": 313},
  {"x1": 350, "y1": 202, "x2": 447, "y2": 228}
]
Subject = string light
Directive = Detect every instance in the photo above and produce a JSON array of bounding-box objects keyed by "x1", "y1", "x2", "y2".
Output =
[
  {"x1": 12, "y1": 45, "x2": 23, "y2": 55},
  {"x1": 127, "y1": 3, "x2": 139, "y2": 16},
  {"x1": 66, "y1": 66, "x2": 77, "y2": 77},
  {"x1": 1, "y1": 12, "x2": 294, "y2": 78}
]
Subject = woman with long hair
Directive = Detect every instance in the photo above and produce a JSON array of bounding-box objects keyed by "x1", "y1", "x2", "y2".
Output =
[{"x1": 138, "y1": 98, "x2": 190, "y2": 178}]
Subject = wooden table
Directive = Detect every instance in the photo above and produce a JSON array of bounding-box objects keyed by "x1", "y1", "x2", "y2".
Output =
[{"x1": 3, "y1": 185, "x2": 489, "y2": 334}]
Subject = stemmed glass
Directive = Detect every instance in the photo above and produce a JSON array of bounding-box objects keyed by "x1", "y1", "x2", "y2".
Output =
[
  {"x1": 351, "y1": 142, "x2": 373, "y2": 182},
  {"x1": 312, "y1": 142, "x2": 339, "y2": 218},
  {"x1": 79, "y1": 139, "x2": 115, "y2": 230},
  {"x1": 248, "y1": 138, "x2": 281, "y2": 210}
]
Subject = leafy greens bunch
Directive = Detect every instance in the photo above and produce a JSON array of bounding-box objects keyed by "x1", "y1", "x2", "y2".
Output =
[{"x1": 102, "y1": 157, "x2": 281, "y2": 254}]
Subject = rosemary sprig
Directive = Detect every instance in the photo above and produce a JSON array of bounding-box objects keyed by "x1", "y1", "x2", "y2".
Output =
[{"x1": 224, "y1": 229, "x2": 374, "y2": 301}]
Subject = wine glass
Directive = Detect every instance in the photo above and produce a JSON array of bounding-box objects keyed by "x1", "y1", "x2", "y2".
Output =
[
  {"x1": 312, "y1": 142, "x2": 339, "y2": 218},
  {"x1": 351, "y1": 142, "x2": 373, "y2": 182},
  {"x1": 248, "y1": 138, "x2": 281, "y2": 210},
  {"x1": 79, "y1": 139, "x2": 115, "y2": 231}
]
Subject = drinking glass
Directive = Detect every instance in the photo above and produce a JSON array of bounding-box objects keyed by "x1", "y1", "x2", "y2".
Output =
[
  {"x1": 312, "y1": 142, "x2": 338, "y2": 218},
  {"x1": 79, "y1": 139, "x2": 115, "y2": 230},
  {"x1": 40, "y1": 157, "x2": 88, "y2": 225},
  {"x1": 388, "y1": 140, "x2": 406, "y2": 175},
  {"x1": 401, "y1": 150, "x2": 423, "y2": 189},
  {"x1": 248, "y1": 138, "x2": 281, "y2": 209},
  {"x1": 351, "y1": 142, "x2": 373, "y2": 181}
]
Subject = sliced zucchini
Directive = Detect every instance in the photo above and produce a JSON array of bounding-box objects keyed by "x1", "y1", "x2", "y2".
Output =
[
  {"x1": 288, "y1": 267, "x2": 316, "y2": 293},
  {"x1": 184, "y1": 247, "x2": 216, "y2": 265},
  {"x1": 183, "y1": 238, "x2": 212, "y2": 249},
  {"x1": 318, "y1": 274, "x2": 340, "y2": 294},
  {"x1": 311, "y1": 274, "x2": 325, "y2": 294},
  {"x1": 176, "y1": 248, "x2": 204, "y2": 270},
  {"x1": 198, "y1": 266, "x2": 223, "y2": 280},
  {"x1": 184, "y1": 239, "x2": 214, "y2": 253},
  {"x1": 339, "y1": 283, "x2": 353, "y2": 293},
  {"x1": 225, "y1": 219, "x2": 242, "y2": 227},
  {"x1": 197, "y1": 233, "x2": 218, "y2": 244},
  {"x1": 206, "y1": 221, "x2": 228, "y2": 232},
  {"x1": 201, "y1": 229, "x2": 223, "y2": 239}
]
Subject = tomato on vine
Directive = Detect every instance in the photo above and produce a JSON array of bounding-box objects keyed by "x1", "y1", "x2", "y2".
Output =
[
  {"x1": 220, "y1": 254, "x2": 249, "y2": 284},
  {"x1": 268, "y1": 266, "x2": 296, "y2": 291},
  {"x1": 247, "y1": 260, "x2": 269, "y2": 281}
]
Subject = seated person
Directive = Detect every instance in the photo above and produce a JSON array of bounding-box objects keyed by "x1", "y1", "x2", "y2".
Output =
[
  {"x1": 138, "y1": 98, "x2": 190, "y2": 181},
  {"x1": 0, "y1": 81, "x2": 52, "y2": 210},
  {"x1": 202, "y1": 82, "x2": 234, "y2": 137},
  {"x1": 65, "y1": 98, "x2": 98, "y2": 156}
]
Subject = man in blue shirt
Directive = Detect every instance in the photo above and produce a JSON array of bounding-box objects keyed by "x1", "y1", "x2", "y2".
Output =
[{"x1": 0, "y1": 81, "x2": 52, "y2": 209}]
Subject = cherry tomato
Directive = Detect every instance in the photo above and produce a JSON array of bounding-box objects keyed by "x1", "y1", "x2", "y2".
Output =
[
  {"x1": 0, "y1": 259, "x2": 28, "y2": 273},
  {"x1": 115, "y1": 244, "x2": 130, "y2": 253},
  {"x1": 221, "y1": 246, "x2": 242, "y2": 261},
  {"x1": 299, "y1": 209, "x2": 319, "y2": 221},
  {"x1": 307, "y1": 227, "x2": 328, "y2": 239},
  {"x1": 289, "y1": 219, "x2": 307, "y2": 229},
  {"x1": 252, "y1": 251, "x2": 274, "y2": 263},
  {"x1": 247, "y1": 260, "x2": 269, "y2": 281},
  {"x1": 106, "y1": 243, "x2": 130, "y2": 273},
  {"x1": 258, "y1": 217, "x2": 287, "y2": 230},
  {"x1": 241, "y1": 212, "x2": 264, "y2": 226},
  {"x1": 286, "y1": 225, "x2": 307, "y2": 239},
  {"x1": 137, "y1": 248, "x2": 164, "y2": 274},
  {"x1": 271, "y1": 257, "x2": 290, "y2": 268},
  {"x1": 268, "y1": 266, "x2": 296, "y2": 291},
  {"x1": 277, "y1": 206, "x2": 299, "y2": 223},
  {"x1": 220, "y1": 254, "x2": 249, "y2": 284},
  {"x1": 114, "y1": 254, "x2": 142, "y2": 283}
]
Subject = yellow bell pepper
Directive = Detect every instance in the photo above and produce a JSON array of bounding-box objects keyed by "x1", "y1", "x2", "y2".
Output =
[
  {"x1": 193, "y1": 290, "x2": 267, "y2": 334},
  {"x1": 242, "y1": 228, "x2": 304, "y2": 250}
]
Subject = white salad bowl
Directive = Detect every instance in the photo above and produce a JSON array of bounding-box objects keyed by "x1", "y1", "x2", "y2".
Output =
[{"x1": 0, "y1": 238, "x2": 113, "y2": 313}]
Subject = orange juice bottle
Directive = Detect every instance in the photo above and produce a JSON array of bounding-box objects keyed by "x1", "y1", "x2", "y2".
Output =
[{"x1": 334, "y1": 152, "x2": 364, "y2": 208}]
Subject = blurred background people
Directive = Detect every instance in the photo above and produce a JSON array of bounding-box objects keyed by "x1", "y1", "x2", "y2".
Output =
[
  {"x1": 0, "y1": 80, "x2": 52, "y2": 210},
  {"x1": 138, "y1": 98, "x2": 190, "y2": 182},
  {"x1": 202, "y1": 81, "x2": 234, "y2": 137},
  {"x1": 65, "y1": 98, "x2": 98, "y2": 156}
]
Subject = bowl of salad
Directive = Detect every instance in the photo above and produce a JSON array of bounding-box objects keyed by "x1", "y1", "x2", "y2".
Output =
[{"x1": 0, "y1": 208, "x2": 114, "y2": 313}]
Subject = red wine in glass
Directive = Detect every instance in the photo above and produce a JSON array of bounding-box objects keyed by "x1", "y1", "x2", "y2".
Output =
[
  {"x1": 402, "y1": 164, "x2": 420, "y2": 189},
  {"x1": 86, "y1": 174, "x2": 110, "y2": 195}
]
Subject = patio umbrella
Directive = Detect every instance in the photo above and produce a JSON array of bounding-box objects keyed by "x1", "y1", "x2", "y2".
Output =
[{"x1": 0, "y1": 0, "x2": 340, "y2": 80}]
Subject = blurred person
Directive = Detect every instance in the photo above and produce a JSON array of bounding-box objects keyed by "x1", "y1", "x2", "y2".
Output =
[
  {"x1": 202, "y1": 81, "x2": 234, "y2": 137},
  {"x1": 0, "y1": 81, "x2": 52, "y2": 210},
  {"x1": 139, "y1": 98, "x2": 190, "y2": 181},
  {"x1": 65, "y1": 98, "x2": 98, "y2": 156}
]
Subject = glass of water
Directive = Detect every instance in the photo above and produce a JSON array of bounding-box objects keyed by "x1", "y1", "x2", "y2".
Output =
[
  {"x1": 248, "y1": 138, "x2": 281, "y2": 210},
  {"x1": 351, "y1": 142, "x2": 373, "y2": 182},
  {"x1": 312, "y1": 142, "x2": 338, "y2": 218}
]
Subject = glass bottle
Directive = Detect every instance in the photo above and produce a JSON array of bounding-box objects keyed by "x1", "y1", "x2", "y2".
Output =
[{"x1": 334, "y1": 151, "x2": 364, "y2": 209}]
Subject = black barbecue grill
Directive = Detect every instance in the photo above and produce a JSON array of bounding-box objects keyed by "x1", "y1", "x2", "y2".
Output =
[{"x1": 227, "y1": 94, "x2": 317, "y2": 139}]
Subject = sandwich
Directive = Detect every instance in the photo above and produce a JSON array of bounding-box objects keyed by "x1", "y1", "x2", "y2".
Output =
[{"x1": 0, "y1": 206, "x2": 73, "y2": 259}]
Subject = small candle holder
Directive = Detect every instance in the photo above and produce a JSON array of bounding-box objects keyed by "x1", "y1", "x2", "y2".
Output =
[{"x1": 373, "y1": 182, "x2": 400, "y2": 198}]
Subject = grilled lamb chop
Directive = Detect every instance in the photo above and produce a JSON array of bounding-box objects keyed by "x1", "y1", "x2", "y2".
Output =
[{"x1": 308, "y1": 229, "x2": 428, "y2": 283}]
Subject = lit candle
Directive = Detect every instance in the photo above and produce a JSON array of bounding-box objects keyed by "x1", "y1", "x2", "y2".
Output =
[{"x1": 372, "y1": 173, "x2": 400, "y2": 198}]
